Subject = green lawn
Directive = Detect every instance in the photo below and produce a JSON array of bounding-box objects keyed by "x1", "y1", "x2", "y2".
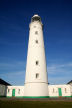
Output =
[{"x1": 0, "y1": 100, "x2": 72, "y2": 108}]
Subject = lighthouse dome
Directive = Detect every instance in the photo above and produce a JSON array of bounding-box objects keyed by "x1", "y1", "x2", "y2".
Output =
[{"x1": 31, "y1": 14, "x2": 41, "y2": 22}]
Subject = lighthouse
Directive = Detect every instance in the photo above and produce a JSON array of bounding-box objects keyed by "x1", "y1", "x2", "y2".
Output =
[{"x1": 24, "y1": 14, "x2": 48, "y2": 98}]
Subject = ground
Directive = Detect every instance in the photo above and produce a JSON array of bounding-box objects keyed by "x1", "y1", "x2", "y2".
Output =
[{"x1": 0, "y1": 98, "x2": 72, "y2": 108}]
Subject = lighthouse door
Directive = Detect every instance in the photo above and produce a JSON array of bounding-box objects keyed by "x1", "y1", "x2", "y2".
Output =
[
  {"x1": 58, "y1": 88, "x2": 62, "y2": 97},
  {"x1": 12, "y1": 89, "x2": 15, "y2": 97}
]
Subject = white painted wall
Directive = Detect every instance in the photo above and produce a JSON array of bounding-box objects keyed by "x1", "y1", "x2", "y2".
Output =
[
  {"x1": 7, "y1": 86, "x2": 24, "y2": 97},
  {"x1": 24, "y1": 15, "x2": 48, "y2": 97},
  {"x1": 48, "y1": 84, "x2": 71, "y2": 97},
  {"x1": 70, "y1": 85, "x2": 72, "y2": 96},
  {"x1": 24, "y1": 83, "x2": 48, "y2": 96},
  {"x1": 6, "y1": 84, "x2": 71, "y2": 97}
]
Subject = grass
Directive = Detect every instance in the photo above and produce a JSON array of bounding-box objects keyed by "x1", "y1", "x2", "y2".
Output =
[{"x1": 0, "y1": 100, "x2": 72, "y2": 108}]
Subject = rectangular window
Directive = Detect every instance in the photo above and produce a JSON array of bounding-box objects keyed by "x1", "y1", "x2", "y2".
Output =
[
  {"x1": 35, "y1": 31, "x2": 38, "y2": 34},
  {"x1": 36, "y1": 73, "x2": 39, "y2": 78},
  {"x1": 8, "y1": 89, "x2": 10, "y2": 93},
  {"x1": 18, "y1": 89, "x2": 20, "y2": 94},
  {"x1": 36, "y1": 61, "x2": 39, "y2": 65},
  {"x1": 34, "y1": 26, "x2": 36, "y2": 28},
  {"x1": 35, "y1": 40, "x2": 38, "y2": 43},
  {"x1": 53, "y1": 88, "x2": 54, "y2": 93},
  {"x1": 65, "y1": 88, "x2": 67, "y2": 93}
]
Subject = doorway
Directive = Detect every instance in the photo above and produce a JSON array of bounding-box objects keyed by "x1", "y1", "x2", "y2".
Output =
[
  {"x1": 58, "y1": 88, "x2": 62, "y2": 96},
  {"x1": 12, "y1": 89, "x2": 15, "y2": 97}
]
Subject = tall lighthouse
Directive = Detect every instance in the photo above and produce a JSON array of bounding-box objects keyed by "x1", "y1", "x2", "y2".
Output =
[{"x1": 24, "y1": 15, "x2": 48, "y2": 98}]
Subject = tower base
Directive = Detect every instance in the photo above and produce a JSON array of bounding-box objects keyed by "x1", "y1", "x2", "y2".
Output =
[{"x1": 24, "y1": 82, "x2": 48, "y2": 97}]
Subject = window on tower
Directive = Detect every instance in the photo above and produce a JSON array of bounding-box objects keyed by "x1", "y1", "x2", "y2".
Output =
[
  {"x1": 36, "y1": 61, "x2": 39, "y2": 65},
  {"x1": 36, "y1": 73, "x2": 39, "y2": 79},
  {"x1": 34, "y1": 26, "x2": 36, "y2": 28},
  {"x1": 35, "y1": 40, "x2": 38, "y2": 43},
  {"x1": 32, "y1": 16, "x2": 41, "y2": 22},
  {"x1": 35, "y1": 31, "x2": 38, "y2": 34}
]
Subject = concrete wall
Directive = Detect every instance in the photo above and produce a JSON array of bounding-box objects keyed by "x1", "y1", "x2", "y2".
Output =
[
  {"x1": 7, "y1": 86, "x2": 24, "y2": 97},
  {"x1": 0, "y1": 84, "x2": 7, "y2": 97},
  {"x1": 48, "y1": 84, "x2": 71, "y2": 97}
]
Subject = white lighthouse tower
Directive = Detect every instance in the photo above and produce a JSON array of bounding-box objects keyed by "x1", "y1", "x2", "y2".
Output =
[{"x1": 24, "y1": 14, "x2": 48, "y2": 98}]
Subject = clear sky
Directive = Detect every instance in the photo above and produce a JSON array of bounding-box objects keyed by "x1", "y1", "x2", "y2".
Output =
[{"x1": 0, "y1": 0, "x2": 72, "y2": 85}]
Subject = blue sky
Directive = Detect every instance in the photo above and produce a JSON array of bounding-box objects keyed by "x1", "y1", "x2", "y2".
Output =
[{"x1": 0, "y1": 0, "x2": 72, "y2": 85}]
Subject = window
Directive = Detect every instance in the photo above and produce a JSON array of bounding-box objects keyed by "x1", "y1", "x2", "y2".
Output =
[
  {"x1": 35, "y1": 40, "x2": 38, "y2": 43},
  {"x1": 18, "y1": 89, "x2": 20, "y2": 94},
  {"x1": 53, "y1": 88, "x2": 54, "y2": 93},
  {"x1": 36, "y1": 73, "x2": 39, "y2": 78},
  {"x1": 35, "y1": 31, "x2": 38, "y2": 34},
  {"x1": 34, "y1": 26, "x2": 36, "y2": 28},
  {"x1": 32, "y1": 16, "x2": 41, "y2": 22},
  {"x1": 8, "y1": 89, "x2": 10, "y2": 93},
  {"x1": 36, "y1": 61, "x2": 39, "y2": 65},
  {"x1": 65, "y1": 88, "x2": 67, "y2": 93}
]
